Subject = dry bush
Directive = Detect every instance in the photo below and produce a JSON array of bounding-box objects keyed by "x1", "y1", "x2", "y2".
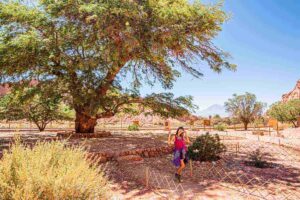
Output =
[
  {"x1": 0, "y1": 137, "x2": 108, "y2": 200},
  {"x1": 248, "y1": 148, "x2": 268, "y2": 168},
  {"x1": 214, "y1": 123, "x2": 227, "y2": 131}
]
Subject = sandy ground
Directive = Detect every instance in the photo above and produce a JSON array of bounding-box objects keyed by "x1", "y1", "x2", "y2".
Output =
[{"x1": 1, "y1": 129, "x2": 300, "y2": 199}]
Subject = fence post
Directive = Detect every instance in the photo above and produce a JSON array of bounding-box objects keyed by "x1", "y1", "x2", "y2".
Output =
[
  {"x1": 145, "y1": 167, "x2": 149, "y2": 188},
  {"x1": 189, "y1": 160, "x2": 193, "y2": 177},
  {"x1": 120, "y1": 117, "x2": 123, "y2": 130},
  {"x1": 238, "y1": 142, "x2": 240, "y2": 153},
  {"x1": 278, "y1": 139, "x2": 281, "y2": 146}
]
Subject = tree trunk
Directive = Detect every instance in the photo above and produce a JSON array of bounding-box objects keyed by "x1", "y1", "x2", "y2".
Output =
[
  {"x1": 75, "y1": 112, "x2": 97, "y2": 133},
  {"x1": 38, "y1": 126, "x2": 46, "y2": 132},
  {"x1": 34, "y1": 121, "x2": 46, "y2": 132},
  {"x1": 243, "y1": 122, "x2": 248, "y2": 130},
  {"x1": 291, "y1": 120, "x2": 297, "y2": 128}
]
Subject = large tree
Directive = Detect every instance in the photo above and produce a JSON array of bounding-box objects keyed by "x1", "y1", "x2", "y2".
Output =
[
  {"x1": 0, "y1": 0, "x2": 235, "y2": 133},
  {"x1": 224, "y1": 93, "x2": 265, "y2": 130},
  {"x1": 268, "y1": 100, "x2": 300, "y2": 128}
]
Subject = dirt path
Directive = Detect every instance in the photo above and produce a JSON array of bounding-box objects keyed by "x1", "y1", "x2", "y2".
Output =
[{"x1": 1, "y1": 130, "x2": 300, "y2": 199}]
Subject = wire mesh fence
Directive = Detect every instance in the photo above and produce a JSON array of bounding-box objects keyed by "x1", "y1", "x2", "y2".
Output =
[
  {"x1": 1, "y1": 128, "x2": 299, "y2": 199},
  {"x1": 141, "y1": 134, "x2": 300, "y2": 199}
]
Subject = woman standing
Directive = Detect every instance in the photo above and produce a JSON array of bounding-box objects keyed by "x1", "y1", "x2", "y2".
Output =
[{"x1": 168, "y1": 127, "x2": 190, "y2": 182}]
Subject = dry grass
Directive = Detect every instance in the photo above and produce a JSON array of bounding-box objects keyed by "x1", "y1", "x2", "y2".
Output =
[{"x1": 0, "y1": 136, "x2": 109, "y2": 200}]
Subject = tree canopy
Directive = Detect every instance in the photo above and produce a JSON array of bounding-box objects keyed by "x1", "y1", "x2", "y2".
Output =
[
  {"x1": 268, "y1": 100, "x2": 300, "y2": 127},
  {"x1": 0, "y1": 0, "x2": 235, "y2": 133},
  {"x1": 224, "y1": 93, "x2": 265, "y2": 130}
]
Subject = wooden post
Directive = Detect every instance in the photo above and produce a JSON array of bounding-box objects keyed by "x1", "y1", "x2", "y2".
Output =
[
  {"x1": 268, "y1": 126, "x2": 271, "y2": 136},
  {"x1": 278, "y1": 139, "x2": 281, "y2": 146},
  {"x1": 164, "y1": 121, "x2": 170, "y2": 131},
  {"x1": 120, "y1": 117, "x2": 123, "y2": 130},
  {"x1": 145, "y1": 167, "x2": 149, "y2": 188},
  {"x1": 189, "y1": 160, "x2": 193, "y2": 177}
]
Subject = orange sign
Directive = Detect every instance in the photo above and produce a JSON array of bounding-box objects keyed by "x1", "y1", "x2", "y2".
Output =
[
  {"x1": 133, "y1": 120, "x2": 140, "y2": 126},
  {"x1": 268, "y1": 119, "x2": 278, "y2": 127},
  {"x1": 204, "y1": 119, "x2": 211, "y2": 126},
  {"x1": 164, "y1": 121, "x2": 170, "y2": 130}
]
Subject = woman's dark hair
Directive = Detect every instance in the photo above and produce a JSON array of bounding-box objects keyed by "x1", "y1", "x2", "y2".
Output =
[{"x1": 176, "y1": 127, "x2": 185, "y2": 136}]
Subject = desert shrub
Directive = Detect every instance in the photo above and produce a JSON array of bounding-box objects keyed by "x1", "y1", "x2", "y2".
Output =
[
  {"x1": 188, "y1": 132, "x2": 226, "y2": 162},
  {"x1": 248, "y1": 148, "x2": 268, "y2": 168},
  {"x1": 128, "y1": 124, "x2": 139, "y2": 131},
  {"x1": 214, "y1": 123, "x2": 227, "y2": 131},
  {"x1": 0, "y1": 137, "x2": 108, "y2": 200}
]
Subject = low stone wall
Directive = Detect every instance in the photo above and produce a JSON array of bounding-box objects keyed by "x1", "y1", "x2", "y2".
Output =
[
  {"x1": 89, "y1": 145, "x2": 174, "y2": 163},
  {"x1": 57, "y1": 131, "x2": 111, "y2": 139}
]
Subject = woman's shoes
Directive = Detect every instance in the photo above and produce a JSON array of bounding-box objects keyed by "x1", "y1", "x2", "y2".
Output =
[
  {"x1": 174, "y1": 173, "x2": 179, "y2": 181},
  {"x1": 178, "y1": 175, "x2": 183, "y2": 183},
  {"x1": 175, "y1": 173, "x2": 183, "y2": 183}
]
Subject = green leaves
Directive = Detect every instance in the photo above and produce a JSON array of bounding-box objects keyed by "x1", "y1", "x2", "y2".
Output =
[
  {"x1": 0, "y1": 0, "x2": 235, "y2": 127},
  {"x1": 224, "y1": 92, "x2": 266, "y2": 130},
  {"x1": 143, "y1": 93, "x2": 197, "y2": 118},
  {"x1": 268, "y1": 100, "x2": 300, "y2": 127},
  {"x1": 188, "y1": 132, "x2": 226, "y2": 162}
]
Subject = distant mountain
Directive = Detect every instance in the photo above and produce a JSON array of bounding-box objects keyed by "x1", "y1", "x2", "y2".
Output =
[{"x1": 198, "y1": 104, "x2": 228, "y2": 117}]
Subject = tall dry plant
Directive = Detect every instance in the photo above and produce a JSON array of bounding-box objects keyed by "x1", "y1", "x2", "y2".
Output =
[{"x1": 0, "y1": 136, "x2": 109, "y2": 200}]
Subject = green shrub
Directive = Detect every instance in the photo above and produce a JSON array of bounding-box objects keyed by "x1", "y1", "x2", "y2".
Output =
[
  {"x1": 214, "y1": 123, "x2": 227, "y2": 131},
  {"x1": 248, "y1": 148, "x2": 268, "y2": 168},
  {"x1": 128, "y1": 124, "x2": 139, "y2": 131},
  {"x1": 188, "y1": 132, "x2": 226, "y2": 162},
  {"x1": 0, "y1": 137, "x2": 108, "y2": 200}
]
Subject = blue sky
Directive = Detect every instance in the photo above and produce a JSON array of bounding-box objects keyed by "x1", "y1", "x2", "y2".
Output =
[{"x1": 139, "y1": 0, "x2": 300, "y2": 112}]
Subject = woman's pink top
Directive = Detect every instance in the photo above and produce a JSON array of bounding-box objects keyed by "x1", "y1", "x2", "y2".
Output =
[{"x1": 174, "y1": 136, "x2": 187, "y2": 150}]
